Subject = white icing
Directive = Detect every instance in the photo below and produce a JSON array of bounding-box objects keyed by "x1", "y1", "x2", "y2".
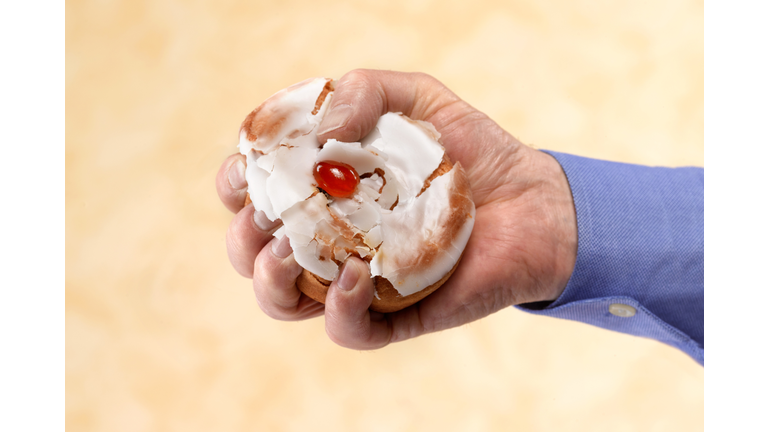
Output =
[
  {"x1": 369, "y1": 114, "x2": 445, "y2": 204},
  {"x1": 244, "y1": 151, "x2": 277, "y2": 221},
  {"x1": 238, "y1": 77, "x2": 330, "y2": 154},
  {"x1": 347, "y1": 194, "x2": 381, "y2": 232},
  {"x1": 359, "y1": 174, "x2": 383, "y2": 196},
  {"x1": 255, "y1": 151, "x2": 277, "y2": 173},
  {"x1": 328, "y1": 196, "x2": 362, "y2": 217},
  {"x1": 273, "y1": 226, "x2": 286, "y2": 240},
  {"x1": 370, "y1": 166, "x2": 475, "y2": 296},
  {"x1": 281, "y1": 194, "x2": 339, "y2": 280},
  {"x1": 266, "y1": 146, "x2": 319, "y2": 217},
  {"x1": 238, "y1": 78, "x2": 475, "y2": 297},
  {"x1": 364, "y1": 224, "x2": 383, "y2": 249}
]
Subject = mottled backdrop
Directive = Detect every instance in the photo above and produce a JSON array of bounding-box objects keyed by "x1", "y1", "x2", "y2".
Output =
[{"x1": 66, "y1": 0, "x2": 703, "y2": 431}]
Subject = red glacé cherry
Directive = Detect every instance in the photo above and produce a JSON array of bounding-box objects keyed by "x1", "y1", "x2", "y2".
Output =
[{"x1": 313, "y1": 161, "x2": 360, "y2": 198}]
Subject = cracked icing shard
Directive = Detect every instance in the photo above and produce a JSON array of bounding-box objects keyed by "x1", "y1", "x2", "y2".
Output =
[
  {"x1": 244, "y1": 150, "x2": 276, "y2": 220},
  {"x1": 239, "y1": 77, "x2": 332, "y2": 155},
  {"x1": 281, "y1": 193, "x2": 340, "y2": 279},
  {"x1": 238, "y1": 77, "x2": 475, "y2": 296},
  {"x1": 267, "y1": 146, "x2": 319, "y2": 216},
  {"x1": 368, "y1": 114, "x2": 445, "y2": 204}
]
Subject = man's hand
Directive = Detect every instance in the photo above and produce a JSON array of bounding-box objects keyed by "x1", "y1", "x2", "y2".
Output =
[{"x1": 215, "y1": 69, "x2": 578, "y2": 349}]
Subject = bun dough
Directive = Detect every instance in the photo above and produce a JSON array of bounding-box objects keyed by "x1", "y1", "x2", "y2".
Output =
[
  {"x1": 238, "y1": 77, "x2": 475, "y2": 312},
  {"x1": 297, "y1": 255, "x2": 462, "y2": 314}
]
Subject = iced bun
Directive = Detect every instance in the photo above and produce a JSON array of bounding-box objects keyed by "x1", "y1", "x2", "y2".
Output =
[{"x1": 238, "y1": 77, "x2": 475, "y2": 312}]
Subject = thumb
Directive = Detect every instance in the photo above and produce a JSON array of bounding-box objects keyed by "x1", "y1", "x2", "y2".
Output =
[
  {"x1": 316, "y1": 70, "x2": 386, "y2": 144},
  {"x1": 316, "y1": 69, "x2": 459, "y2": 144}
]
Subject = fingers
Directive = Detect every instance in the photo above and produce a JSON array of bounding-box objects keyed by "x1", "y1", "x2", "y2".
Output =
[
  {"x1": 253, "y1": 235, "x2": 325, "y2": 321},
  {"x1": 316, "y1": 69, "x2": 462, "y2": 144},
  {"x1": 216, "y1": 153, "x2": 250, "y2": 213},
  {"x1": 226, "y1": 204, "x2": 281, "y2": 278},
  {"x1": 324, "y1": 257, "x2": 393, "y2": 350}
]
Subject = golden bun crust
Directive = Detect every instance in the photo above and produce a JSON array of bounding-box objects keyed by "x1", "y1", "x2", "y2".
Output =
[{"x1": 297, "y1": 255, "x2": 462, "y2": 313}]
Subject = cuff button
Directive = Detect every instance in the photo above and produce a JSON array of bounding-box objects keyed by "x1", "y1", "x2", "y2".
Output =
[{"x1": 609, "y1": 303, "x2": 637, "y2": 317}]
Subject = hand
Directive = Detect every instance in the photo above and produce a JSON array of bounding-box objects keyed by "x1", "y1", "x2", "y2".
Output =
[{"x1": 216, "y1": 69, "x2": 578, "y2": 349}]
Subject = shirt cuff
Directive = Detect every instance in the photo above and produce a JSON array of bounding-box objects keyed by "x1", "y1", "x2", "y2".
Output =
[{"x1": 515, "y1": 150, "x2": 704, "y2": 365}]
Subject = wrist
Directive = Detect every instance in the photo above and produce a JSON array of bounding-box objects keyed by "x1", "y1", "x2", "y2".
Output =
[{"x1": 528, "y1": 148, "x2": 578, "y2": 302}]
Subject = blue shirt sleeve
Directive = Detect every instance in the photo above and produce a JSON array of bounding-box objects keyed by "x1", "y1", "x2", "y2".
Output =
[{"x1": 516, "y1": 151, "x2": 704, "y2": 365}]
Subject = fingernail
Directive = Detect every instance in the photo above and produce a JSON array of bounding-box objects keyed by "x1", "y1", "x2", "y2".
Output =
[
  {"x1": 228, "y1": 160, "x2": 247, "y2": 190},
  {"x1": 271, "y1": 235, "x2": 293, "y2": 258},
  {"x1": 317, "y1": 104, "x2": 354, "y2": 135},
  {"x1": 336, "y1": 260, "x2": 360, "y2": 292},
  {"x1": 253, "y1": 210, "x2": 280, "y2": 231}
]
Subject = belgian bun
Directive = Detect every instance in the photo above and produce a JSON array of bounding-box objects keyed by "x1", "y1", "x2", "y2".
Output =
[{"x1": 238, "y1": 77, "x2": 475, "y2": 313}]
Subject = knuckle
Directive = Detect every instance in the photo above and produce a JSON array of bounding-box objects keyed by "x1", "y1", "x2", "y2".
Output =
[
  {"x1": 226, "y1": 219, "x2": 247, "y2": 251},
  {"x1": 325, "y1": 327, "x2": 345, "y2": 347},
  {"x1": 324, "y1": 320, "x2": 353, "y2": 348},
  {"x1": 252, "y1": 256, "x2": 306, "y2": 321},
  {"x1": 326, "y1": 329, "x2": 364, "y2": 350},
  {"x1": 338, "y1": 70, "x2": 380, "y2": 100},
  {"x1": 325, "y1": 317, "x2": 376, "y2": 350},
  {"x1": 409, "y1": 71, "x2": 432, "y2": 81},
  {"x1": 324, "y1": 306, "x2": 357, "y2": 348},
  {"x1": 264, "y1": 308, "x2": 293, "y2": 321},
  {"x1": 216, "y1": 169, "x2": 233, "y2": 201},
  {"x1": 226, "y1": 233, "x2": 253, "y2": 278},
  {"x1": 253, "y1": 285, "x2": 291, "y2": 321},
  {"x1": 410, "y1": 71, "x2": 440, "y2": 88},
  {"x1": 253, "y1": 253, "x2": 278, "y2": 284},
  {"x1": 254, "y1": 295, "x2": 276, "y2": 317},
  {"x1": 217, "y1": 155, "x2": 241, "y2": 187},
  {"x1": 339, "y1": 68, "x2": 373, "y2": 86}
]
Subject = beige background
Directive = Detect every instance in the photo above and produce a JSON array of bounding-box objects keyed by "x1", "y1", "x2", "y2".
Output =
[{"x1": 66, "y1": 0, "x2": 703, "y2": 431}]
